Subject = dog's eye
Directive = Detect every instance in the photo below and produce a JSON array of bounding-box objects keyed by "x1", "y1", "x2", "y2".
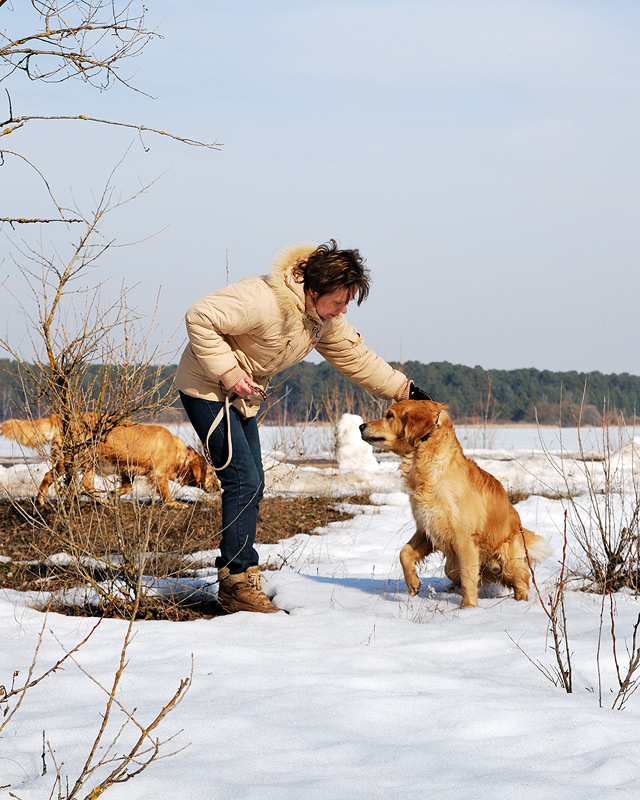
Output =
[{"x1": 385, "y1": 412, "x2": 393, "y2": 420}]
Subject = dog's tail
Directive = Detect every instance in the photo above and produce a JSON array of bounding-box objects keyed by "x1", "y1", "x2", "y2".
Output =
[
  {"x1": 0, "y1": 416, "x2": 61, "y2": 447},
  {"x1": 522, "y1": 528, "x2": 553, "y2": 564}
]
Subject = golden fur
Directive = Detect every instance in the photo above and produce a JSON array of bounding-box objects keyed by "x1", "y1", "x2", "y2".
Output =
[
  {"x1": 0, "y1": 413, "x2": 99, "y2": 448},
  {"x1": 360, "y1": 399, "x2": 552, "y2": 608},
  {"x1": 1, "y1": 415, "x2": 217, "y2": 506}
]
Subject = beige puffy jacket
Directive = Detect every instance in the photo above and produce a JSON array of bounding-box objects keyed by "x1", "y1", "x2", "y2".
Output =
[{"x1": 175, "y1": 243, "x2": 410, "y2": 418}]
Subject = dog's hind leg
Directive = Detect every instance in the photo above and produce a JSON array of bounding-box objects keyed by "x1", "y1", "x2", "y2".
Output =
[
  {"x1": 510, "y1": 568, "x2": 530, "y2": 602},
  {"x1": 502, "y1": 538, "x2": 531, "y2": 602},
  {"x1": 400, "y1": 529, "x2": 434, "y2": 596}
]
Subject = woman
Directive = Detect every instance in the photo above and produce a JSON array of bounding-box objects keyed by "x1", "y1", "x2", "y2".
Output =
[{"x1": 176, "y1": 240, "x2": 431, "y2": 613}]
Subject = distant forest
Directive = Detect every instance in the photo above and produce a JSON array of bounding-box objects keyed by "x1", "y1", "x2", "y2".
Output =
[
  {"x1": 261, "y1": 360, "x2": 639, "y2": 425},
  {"x1": 1, "y1": 358, "x2": 638, "y2": 426}
]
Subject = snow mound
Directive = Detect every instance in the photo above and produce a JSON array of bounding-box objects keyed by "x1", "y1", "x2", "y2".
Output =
[{"x1": 336, "y1": 413, "x2": 379, "y2": 472}]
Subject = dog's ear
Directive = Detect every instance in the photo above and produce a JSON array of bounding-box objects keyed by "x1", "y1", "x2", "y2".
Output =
[
  {"x1": 404, "y1": 402, "x2": 448, "y2": 447},
  {"x1": 189, "y1": 450, "x2": 211, "y2": 485},
  {"x1": 185, "y1": 447, "x2": 200, "y2": 478}
]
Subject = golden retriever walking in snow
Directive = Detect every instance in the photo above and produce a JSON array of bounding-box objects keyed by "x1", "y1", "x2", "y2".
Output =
[
  {"x1": 1, "y1": 414, "x2": 216, "y2": 505},
  {"x1": 360, "y1": 399, "x2": 552, "y2": 608}
]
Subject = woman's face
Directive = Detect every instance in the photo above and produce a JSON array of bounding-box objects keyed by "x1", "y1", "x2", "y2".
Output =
[{"x1": 308, "y1": 288, "x2": 352, "y2": 320}]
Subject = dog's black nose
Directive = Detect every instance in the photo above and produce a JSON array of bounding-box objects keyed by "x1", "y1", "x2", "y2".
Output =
[{"x1": 359, "y1": 422, "x2": 366, "y2": 432}]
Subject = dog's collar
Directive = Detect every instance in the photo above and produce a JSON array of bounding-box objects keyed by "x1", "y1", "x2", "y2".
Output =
[
  {"x1": 178, "y1": 445, "x2": 193, "y2": 476},
  {"x1": 420, "y1": 411, "x2": 441, "y2": 442}
]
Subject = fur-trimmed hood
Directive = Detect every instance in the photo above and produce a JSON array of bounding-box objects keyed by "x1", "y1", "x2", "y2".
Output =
[{"x1": 265, "y1": 242, "x2": 319, "y2": 327}]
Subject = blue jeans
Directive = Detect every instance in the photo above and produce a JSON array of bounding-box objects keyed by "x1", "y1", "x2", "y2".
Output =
[{"x1": 179, "y1": 392, "x2": 264, "y2": 574}]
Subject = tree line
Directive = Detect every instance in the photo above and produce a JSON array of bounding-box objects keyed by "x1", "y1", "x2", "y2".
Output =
[
  {"x1": 1, "y1": 358, "x2": 637, "y2": 426},
  {"x1": 263, "y1": 360, "x2": 639, "y2": 425}
]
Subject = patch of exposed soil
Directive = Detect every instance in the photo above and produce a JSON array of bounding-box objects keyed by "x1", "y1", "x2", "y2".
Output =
[{"x1": 0, "y1": 495, "x2": 370, "y2": 619}]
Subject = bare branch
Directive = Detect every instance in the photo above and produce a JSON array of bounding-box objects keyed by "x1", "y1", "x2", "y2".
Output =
[
  {"x1": 0, "y1": 0, "x2": 158, "y2": 92},
  {"x1": 0, "y1": 0, "x2": 221, "y2": 221},
  {"x1": 0, "y1": 148, "x2": 79, "y2": 221},
  {"x1": 1, "y1": 217, "x2": 83, "y2": 224},
  {"x1": 50, "y1": 620, "x2": 192, "y2": 799},
  {"x1": 0, "y1": 616, "x2": 102, "y2": 734},
  {"x1": 1, "y1": 115, "x2": 222, "y2": 149},
  {"x1": 521, "y1": 512, "x2": 573, "y2": 693}
]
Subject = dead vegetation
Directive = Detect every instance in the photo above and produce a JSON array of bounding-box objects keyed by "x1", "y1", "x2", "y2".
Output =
[{"x1": 0, "y1": 495, "x2": 370, "y2": 619}]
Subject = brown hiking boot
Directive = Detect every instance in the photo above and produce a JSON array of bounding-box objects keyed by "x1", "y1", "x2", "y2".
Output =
[{"x1": 217, "y1": 566, "x2": 280, "y2": 614}]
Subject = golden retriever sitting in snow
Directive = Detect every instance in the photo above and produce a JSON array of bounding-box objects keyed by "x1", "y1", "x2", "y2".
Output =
[
  {"x1": 1, "y1": 414, "x2": 217, "y2": 506},
  {"x1": 360, "y1": 399, "x2": 552, "y2": 608}
]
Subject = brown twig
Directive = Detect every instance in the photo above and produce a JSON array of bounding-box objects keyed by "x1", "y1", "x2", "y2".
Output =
[
  {"x1": 1, "y1": 217, "x2": 83, "y2": 224},
  {"x1": 1, "y1": 114, "x2": 221, "y2": 150},
  {"x1": 611, "y1": 609, "x2": 640, "y2": 710},
  {"x1": 522, "y1": 511, "x2": 573, "y2": 692},
  {"x1": 0, "y1": 616, "x2": 101, "y2": 734}
]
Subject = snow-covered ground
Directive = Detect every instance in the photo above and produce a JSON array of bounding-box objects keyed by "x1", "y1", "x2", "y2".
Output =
[{"x1": 1, "y1": 417, "x2": 640, "y2": 799}]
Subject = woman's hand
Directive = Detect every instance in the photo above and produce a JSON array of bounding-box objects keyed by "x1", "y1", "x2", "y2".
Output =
[{"x1": 230, "y1": 375, "x2": 260, "y2": 398}]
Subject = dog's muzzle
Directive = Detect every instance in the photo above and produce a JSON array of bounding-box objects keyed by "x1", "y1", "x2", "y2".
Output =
[{"x1": 359, "y1": 422, "x2": 383, "y2": 445}]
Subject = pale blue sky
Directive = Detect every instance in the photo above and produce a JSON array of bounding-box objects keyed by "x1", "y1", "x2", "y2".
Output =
[{"x1": 2, "y1": 0, "x2": 640, "y2": 374}]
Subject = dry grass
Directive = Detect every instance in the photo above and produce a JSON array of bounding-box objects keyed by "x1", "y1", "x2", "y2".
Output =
[{"x1": 0, "y1": 496, "x2": 370, "y2": 618}]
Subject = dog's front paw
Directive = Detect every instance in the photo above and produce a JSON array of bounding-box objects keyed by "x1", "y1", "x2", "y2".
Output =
[
  {"x1": 166, "y1": 499, "x2": 190, "y2": 508},
  {"x1": 405, "y1": 576, "x2": 421, "y2": 596}
]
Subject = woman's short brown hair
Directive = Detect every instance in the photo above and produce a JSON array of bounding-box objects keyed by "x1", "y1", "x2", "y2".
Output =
[{"x1": 292, "y1": 239, "x2": 370, "y2": 305}]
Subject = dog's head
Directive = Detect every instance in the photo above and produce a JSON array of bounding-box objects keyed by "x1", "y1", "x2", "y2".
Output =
[
  {"x1": 360, "y1": 400, "x2": 450, "y2": 455},
  {"x1": 182, "y1": 447, "x2": 219, "y2": 494}
]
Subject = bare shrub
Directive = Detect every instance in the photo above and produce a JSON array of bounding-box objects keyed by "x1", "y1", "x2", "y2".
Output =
[
  {"x1": 534, "y1": 388, "x2": 639, "y2": 593},
  {"x1": 512, "y1": 396, "x2": 640, "y2": 709},
  {"x1": 510, "y1": 510, "x2": 573, "y2": 693},
  {"x1": 468, "y1": 372, "x2": 501, "y2": 448},
  {"x1": 319, "y1": 381, "x2": 386, "y2": 429},
  {"x1": 567, "y1": 411, "x2": 638, "y2": 593}
]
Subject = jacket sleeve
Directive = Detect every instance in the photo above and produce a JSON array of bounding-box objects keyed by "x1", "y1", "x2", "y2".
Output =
[
  {"x1": 184, "y1": 281, "x2": 268, "y2": 390},
  {"x1": 314, "y1": 316, "x2": 409, "y2": 401}
]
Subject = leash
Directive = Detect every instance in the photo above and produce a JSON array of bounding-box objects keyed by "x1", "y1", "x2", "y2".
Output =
[
  {"x1": 203, "y1": 387, "x2": 267, "y2": 471},
  {"x1": 203, "y1": 394, "x2": 234, "y2": 471}
]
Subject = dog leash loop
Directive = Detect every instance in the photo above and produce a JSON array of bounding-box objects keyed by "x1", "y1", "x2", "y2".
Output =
[
  {"x1": 203, "y1": 387, "x2": 267, "y2": 471},
  {"x1": 203, "y1": 393, "x2": 234, "y2": 471}
]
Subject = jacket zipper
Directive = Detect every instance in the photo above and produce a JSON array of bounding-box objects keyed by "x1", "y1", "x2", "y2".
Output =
[{"x1": 262, "y1": 339, "x2": 294, "y2": 372}]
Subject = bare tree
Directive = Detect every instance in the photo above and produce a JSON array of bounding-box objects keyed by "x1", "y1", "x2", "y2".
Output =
[
  {"x1": 0, "y1": 3, "x2": 213, "y2": 795},
  {"x1": 0, "y1": 0, "x2": 218, "y2": 497},
  {"x1": 0, "y1": 159, "x2": 180, "y2": 500},
  {"x1": 0, "y1": 0, "x2": 220, "y2": 224}
]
